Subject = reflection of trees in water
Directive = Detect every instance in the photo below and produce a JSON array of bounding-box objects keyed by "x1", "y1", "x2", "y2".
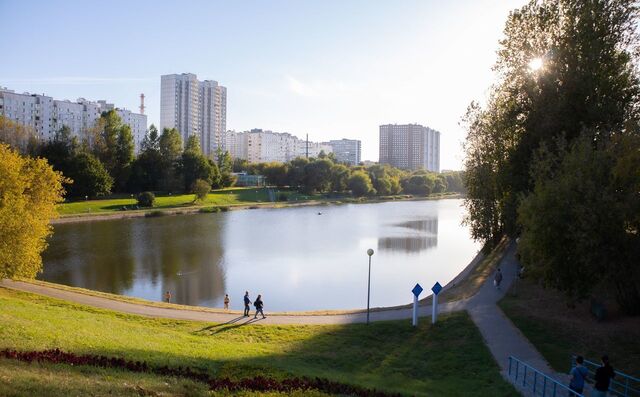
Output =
[
  {"x1": 42, "y1": 214, "x2": 226, "y2": 307},
  {"x1": 378, "y1": 217, "x2": 438, "y2": 253},
  {"x1": 41, "y1": 221, "x2": 136, "y2": 293},
  {"x1": 152, "y1": 216, "x2": 226, "y2": 306}
]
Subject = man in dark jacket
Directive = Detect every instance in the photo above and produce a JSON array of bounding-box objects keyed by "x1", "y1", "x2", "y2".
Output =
[
  {"x1": 243, "y1": 291, "x2": 251, "y2": 317},
  {"x1": 592, "y1": 355, "x2": 615, "y2": 397},
  {"x1": 254, "y1": 294, "x2": 266, "y2": 319}
]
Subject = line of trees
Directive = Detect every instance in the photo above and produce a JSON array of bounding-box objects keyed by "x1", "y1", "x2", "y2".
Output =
[
  {"x1": 463, "y1": 0, "x2": 640, "y2": 313},
  {"x1": 1, "y1": 114, "x2": 465, "y2": 200},
  {"x1": 232, "y1": 153, "x2": 464, "y2": 197},
  {"x1": 0, "y1": 112, "x2": 236, "y2": 199}
]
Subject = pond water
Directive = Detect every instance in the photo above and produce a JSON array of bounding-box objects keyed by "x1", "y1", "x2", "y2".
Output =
[{"x1": 41, "y1": 199, "x2": 480, "y2": 311}]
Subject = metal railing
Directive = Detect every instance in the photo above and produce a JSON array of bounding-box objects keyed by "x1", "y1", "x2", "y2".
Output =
[
  {"x1": 571, "y1": 356, "x2": 640, "y2": 397},
  {"x1": 509, "y1": 356, "x2": 583, "y2": 397}
]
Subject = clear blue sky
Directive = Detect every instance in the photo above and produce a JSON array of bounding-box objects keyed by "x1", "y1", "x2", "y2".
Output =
[{"x1": 0, "y1": 0, "x2": 525, "y2": 169}]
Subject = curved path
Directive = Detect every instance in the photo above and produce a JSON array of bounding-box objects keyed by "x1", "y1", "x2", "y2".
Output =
[{"x1": 2, "y1": 243, "x2": 560, "y2": 395}]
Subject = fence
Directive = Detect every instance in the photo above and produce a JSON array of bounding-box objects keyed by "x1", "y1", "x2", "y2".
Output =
[{"x1": 508, "y1": 356, "x2": 582, "y2": 397}]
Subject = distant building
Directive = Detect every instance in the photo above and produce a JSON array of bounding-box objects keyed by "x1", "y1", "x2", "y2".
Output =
[
  {"x1": 160, "y1": 73, "x2": 227, "y2": 158},
  {"x1": 326, "y1": 139, "x2": 361, "y2": 165},
  {"x1": 379, "y1": 123, "x2": 440, "y2": 172},
  {"x1": 0, "y1": 87, "x2": 147, "y2": 152},
  {"x1": 224, "y1": 129, "x2": 332, "y2": 163}
]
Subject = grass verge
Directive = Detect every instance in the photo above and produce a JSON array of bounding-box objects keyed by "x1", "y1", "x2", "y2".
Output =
[
  {"x1": 499, "y1": 278, "x2": 640, "y2": 375},
  {"x1": 0, "y1": 287, "x2": 515, "y2": 396}
]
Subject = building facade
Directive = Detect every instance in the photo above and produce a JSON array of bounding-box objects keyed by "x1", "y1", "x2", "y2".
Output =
[
  {"x1": 160, "y1": 73, "x2": 227, "y2": 158},
  {"x1": 225, "y1": 129, "x2": 332, "y2": 163},
  {"x1": 379, "y1": 124, "x2": 440, "y2": 172},
  {"x1": 326, "y1": 139, "x2": 361, "y2": 165},
  {"x1": 0, "y1": 87, "x2": 147, "y2": 152}
]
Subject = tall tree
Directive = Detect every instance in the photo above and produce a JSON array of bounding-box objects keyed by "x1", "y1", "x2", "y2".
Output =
[
  {"x1": 0, "y1": 144, "x2": 66, "y2": 278},
  {"x1": 158, "y1": 128, "x2": 183, "y2": 192},
  {"x1": 463, "y1": 0, "x2": 640, "y2": 245}
]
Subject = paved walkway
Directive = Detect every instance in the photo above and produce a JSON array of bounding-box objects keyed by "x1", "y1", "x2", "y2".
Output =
[{"x1": 2, "y1": 242, "x2": 561, "y2": 395}]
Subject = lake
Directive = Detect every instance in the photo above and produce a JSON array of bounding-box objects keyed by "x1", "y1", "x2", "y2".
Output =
[{"x1": 41, "y1": 199, "x2": 480, "y2": 311}]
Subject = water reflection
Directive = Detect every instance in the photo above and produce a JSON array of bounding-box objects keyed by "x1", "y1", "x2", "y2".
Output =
[
  {"x1": 41, "y1": 216, "x2": 226, "y2": 306},
  {"x1": 378, "y1": 218, "x2": 438, "y2": 253}
]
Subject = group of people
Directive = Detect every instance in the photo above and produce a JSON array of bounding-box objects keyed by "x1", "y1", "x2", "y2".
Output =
[
  {"x1": 221, "y1": 292, "x2": 266, "y2": 319},
  {"x1": 569, "y1": 355, "x2": 617, "y2": 396}
]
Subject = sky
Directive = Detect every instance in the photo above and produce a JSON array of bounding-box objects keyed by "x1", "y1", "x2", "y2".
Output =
[{"x1": 0, "y1": 0, "x2": 526, "y2": 170}]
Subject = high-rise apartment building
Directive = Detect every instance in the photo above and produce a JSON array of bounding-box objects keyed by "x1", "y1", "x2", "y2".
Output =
[
  {"x1": 160, "y1": 73, "x2": 227, "y2": 158},
  {"x1": 326, "y1": 139, "x2": 361, "y2": 165},
  {"x1": 0, "y1": 87, "x2": 148, "y2": 152},
  {"x1": 379, "y1": 124, "x2": 440, "y2": 172}
]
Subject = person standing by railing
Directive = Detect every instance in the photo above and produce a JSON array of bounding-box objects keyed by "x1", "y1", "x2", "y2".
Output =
[
  {"x1": 592, "y1": 355, "x2": 616, "y2": 397},
  {"x1": 569, "y1": 355, "x2": 589, "y2": 396}
]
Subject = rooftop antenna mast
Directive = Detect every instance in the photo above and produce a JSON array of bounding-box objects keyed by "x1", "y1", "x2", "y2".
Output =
[
  {"x1": 139, "y1": 93, "x2": 145, "y2": 114},
  {"x1": 306, "y1": 133, "x2": 309, "y2": 158}
]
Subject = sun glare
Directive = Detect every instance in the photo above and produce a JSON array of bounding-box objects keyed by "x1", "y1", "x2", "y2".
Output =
[{"x1": 528, "y1": 57, "x2": 544, "y2": 72}]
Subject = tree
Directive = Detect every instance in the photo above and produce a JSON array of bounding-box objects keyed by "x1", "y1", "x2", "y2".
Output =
[
  {"x1": 191, "y1": 179, "x2": 211, "y2": 202},
  {"x1": 262, "y1": 162, "x2": 289, "y2": 187},
  {"x1": 401, "y1": 172, "x2": 436, "y2": 195},
  {"x1": 65, "y1": 152, "x2": 113, "y2": 198},
  {"x1": 463, "y1": 0, "x2": 640, "y2": 245},
  {"x1": 159, "y1": 128, "x2": 183, "y2": 192},
  {"x1": 348, "y1": 171, "x2": 374, "y2": 197},
  {"x1": 330, "y1": 163, "x2": 350, "y2": 192},
  {"x1": 216, "y1": 149, "x2": 236, "y2": 187},
  {"x1": 0, "y1": 144, "x2": 66, "y2": 279},
  {"x1": 0, "y1": 115, "x2": 37, "y2": 154},
  {"x1": 113, "y1": 124, "x2": 134, "y2": 191},
  {"x1": 180, "y1": 136, "x2": 218, "y2": 191},
  {"x1": 129, "y1": 125, "x2": 163, "y2": 192},
  {"x1": 287, "y1": 157, "x2": 309, "y2": 188},
  {"x1": 303, "y1": 159, "x2": 333, "y2": 193},
  {"x1": 38, "y1": 126, "x2": 112, "y2": 199},
  {"x1": 518, "y1": 134, "x2": 640, "y2": 313}
]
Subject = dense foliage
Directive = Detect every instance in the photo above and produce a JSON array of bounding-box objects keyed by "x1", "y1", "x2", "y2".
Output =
[
  {"x1": 0, "y1": 143, "x2": 66, "y2": 278},
  {"x1": 136, "y1": 191, "x2": 155, "y2": 208},
  {"x1": 463, "y1": 0, "x2": 640, "y2": 312}
]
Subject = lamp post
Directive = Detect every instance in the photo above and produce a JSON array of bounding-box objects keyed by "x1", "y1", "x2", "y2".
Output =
[{"x1": 366, "y1": 248, "x2": 374, "y2": 324}]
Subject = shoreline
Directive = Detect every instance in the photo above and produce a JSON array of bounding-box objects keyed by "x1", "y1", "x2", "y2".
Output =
[
  {"x1": 5, "y1": 240, "x2": 504, "y2": 318},
  {"x1": 52, "y1": 193, "x2": 463, "y2": 224}
]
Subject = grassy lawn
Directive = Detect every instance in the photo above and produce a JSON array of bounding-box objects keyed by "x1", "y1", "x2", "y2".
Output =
[
  {"x1": 499, "y1": 278, "x2": 640, "y2": 376},
  {"x1": 57, "y1": 188, "x2": 324, "y2": 216},
  {"x1": 0, "y1": 287, "x2": 515, "y2": 396}
]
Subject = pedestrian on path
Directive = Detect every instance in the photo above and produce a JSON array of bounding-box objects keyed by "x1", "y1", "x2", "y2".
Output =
[
  {"x1": 592, "y1": 355, "x2": 615, "y2": 397},
  {"x1": 243, "y1": 291, "x2": 251, "y2": 317},
  {"x1": 254, "y1": 294, "x2": 266, "y2": 319},
  {"x1": 223, "y1": 294, "x2": 230, "y2": 310},
  {"x1": 568, "y1": 355, "x2": 588, "y2": 396},
  {"x1": 494, "y1": 268, "x2": 503, "y2": 289},
  {"x1": 164, "y1": 291, "x2": 171, "y2": 303}
]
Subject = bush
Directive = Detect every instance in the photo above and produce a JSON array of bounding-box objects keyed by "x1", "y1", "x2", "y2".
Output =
[
  {"x1": 137, "y1": 191, "x2": 155, "y2": 207},
  {"x1": 191, "y1": 179, "x2": 211, "y2": 202}
]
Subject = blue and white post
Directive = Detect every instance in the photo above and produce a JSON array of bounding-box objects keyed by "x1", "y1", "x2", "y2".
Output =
[
  {"x1": 431, "y1": 282, "x2": 443, "y2": 324},
  {"x1": 411, "y1": 284, "x2": 423, "y2": 327}
]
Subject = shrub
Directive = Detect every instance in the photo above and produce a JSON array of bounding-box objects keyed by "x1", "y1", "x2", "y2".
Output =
[
  {"x1": 278, "y1": 193, "x2": 288, "y2": 201},
  {"x1": 191, "y1": 179, "x2": 211, "y2": 202},
  {"x1": 137, "y1": 191, "x2": 155, "y2": 207}
]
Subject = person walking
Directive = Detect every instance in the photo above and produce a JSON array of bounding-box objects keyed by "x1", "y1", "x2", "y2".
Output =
[
  {"x1": 243, "y1": 291, "x2": 251, "y2": 317},
  {"x1": 494, "y1": 268, "x2": 503, "y2": 289},
  {"x1": 223, "y1": 294, "x2": 230, "y2": 310},
  {"x1": 592, "y1": 355, "x2": 615, "y2": 397},
  {"x1": 568, "y1": 355, "x2": 589, "y2": 396},
  {"x1": 164, "y1": 291, "x2": 171, "y2": 303},
  {"x1": 254, "y1": 294, "x2": 266, "y2": 319}
]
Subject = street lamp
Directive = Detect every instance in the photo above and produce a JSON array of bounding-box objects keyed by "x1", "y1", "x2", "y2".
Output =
[{"x1": 366, "y1": 248, "x2": 374, "y2": 324}]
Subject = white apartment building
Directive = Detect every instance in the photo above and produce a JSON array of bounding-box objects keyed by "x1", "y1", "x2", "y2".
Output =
[
  {"x1": 225, "y1": 129, "x2": 332, "y2": 163},
  {"x1": 326, "y1": 139, "x2": 361, "y2": 165},
  {"x1": 0, "y1": 87, "x2": 148, "y2": 152},
  {"x1": 160, "y1": 73, "x2": 227, "y2": 158},
  {"x1": 379, "y1": 124, "x2": 440, "y2": 172}
]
